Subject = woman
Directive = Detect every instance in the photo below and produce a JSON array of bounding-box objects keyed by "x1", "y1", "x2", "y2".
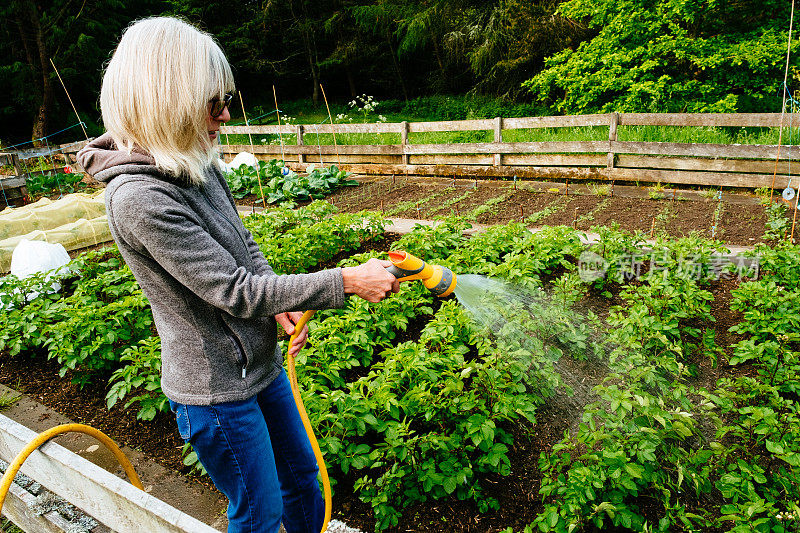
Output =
[{"x1": 78, "y1": 16, "x2": 399, "y2": 533}]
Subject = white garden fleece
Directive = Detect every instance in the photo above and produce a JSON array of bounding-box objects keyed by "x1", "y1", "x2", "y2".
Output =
[{"x1": 78, "y1": 134, "x2": 345, "y2": 405}]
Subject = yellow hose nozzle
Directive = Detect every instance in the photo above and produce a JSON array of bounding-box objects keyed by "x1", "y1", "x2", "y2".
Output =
[{"x1": 386, "y1": 250, "x2": 457, "y2": 297}]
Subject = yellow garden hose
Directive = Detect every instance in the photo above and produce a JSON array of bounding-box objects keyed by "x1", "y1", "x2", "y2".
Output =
[
  {"x1": 287, "y1": 309, "x2": 332, "y2": 533},
  {"x1": 0, "y1": 423, "x2": 143, "y2": 513}
]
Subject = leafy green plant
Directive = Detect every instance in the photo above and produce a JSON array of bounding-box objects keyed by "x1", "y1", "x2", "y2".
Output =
[
  {"x1": 106, "y1": 336, "x2": 166, "y2": 420},
  {"x1": 25, "y1": 170, "x2": 84, "y2": 197},
  {"x1": 224, "y1": 159, "x2": 356, "y2": 204}
]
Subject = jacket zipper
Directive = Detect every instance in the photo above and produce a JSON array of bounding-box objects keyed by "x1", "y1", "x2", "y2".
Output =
[
  {"x1": 220, "y1": 316, "x2": 248, "y2": 378},
  {"x1": 200, "y1": 185, "x2": 250, "y2": 257}
]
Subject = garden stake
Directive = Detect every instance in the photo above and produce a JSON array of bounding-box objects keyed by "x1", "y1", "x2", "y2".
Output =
[
  {"x1": 50, "y1": 58, "x2": 89, "y2": 141},
  {"x1": 771, "y1": 0, "x2": 795, "y2": 202},
  {"x1": 320, "y1": 84, "x2": 341, "y2": 167},
  {"x1": 610, "y1": 180, "x2": 614, "y2": 197},
  {"x1": 272, "y1": 86, "x2": 287, "y2": 164},
  {"x1": 573, "y1": 208, "x2": 579, "y2": 229},
  {"x1": 416, "y1": 203, "x2": 421, "y2": 218},
  {"x1": 288, "y1": 251, "x2": 457, "y2": 533},
  {"x1": 239, "y1": 92, "x2": 267, "y2": 207},
  {"x1": 565, "y1": 179, "x2": 569, "y2": 195},
  {"x1": 650, "y1": 217, "x2": 656, "y2": 238},
  {"x1": 520, "y1": 206, "x2": 524, "y2": 220}
]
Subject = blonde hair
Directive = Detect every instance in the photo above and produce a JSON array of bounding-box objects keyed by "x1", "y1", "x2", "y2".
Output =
[{"x1": 100, "y1": 17, "x2": 234, "y2": 185}]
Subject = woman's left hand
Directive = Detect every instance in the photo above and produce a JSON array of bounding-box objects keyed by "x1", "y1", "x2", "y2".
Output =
[{"x1": 276, "y1": 311, "x2": 309, "y2": 358}]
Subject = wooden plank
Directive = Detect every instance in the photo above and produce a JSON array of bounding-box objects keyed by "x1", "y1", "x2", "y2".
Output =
[
  {"x1": 608, "y1": 112, "x2": 619, "y2": 168},
  {"x1": 615, "y1": 154, "x2": 797, "y2": 175},
  {"x1": 3, "y1": 479, "x2": 78, "y2": 533},
  {"x1": 221, "y1": 125, "x2": 297, "y2": 135},
  {"x1": 332, "y1": 161, "x2": 790, "y2": 189},
  {"x1": 221, "y1": 143, "x2": 402, "y2": 155},
  {"x1": 502, "y1": 114, "x2": 611, "y2": 129},
  {"x1": 0, "y1": 415, "x2": 218, "y2": 533},
  {"x1": 406, "y1": 119, "x2": 494, "y2": 133},
  {"x1": 302, "y1": 154, "x2": 401, "y2": 165},
  {"x1": 296, "y1": 125, "x2": 305, "y2": 165},
  {"x1": 612, "y1": 141, "x2": 800, "y2": 160},
  {"x1": 56, "y1": 139, "x2": 91, "y2": 155},
  {"x1": 404, "y1": 141, "x2": 609, "y2": 155},
  {"x1": 608, "y1": 167, "x2": 789, "y2": 189},
  {"x1": 503, "y1": 154, "x2": 606, "y2": 167},
  {"x1": 0, "y1": 177, "x2": 26, "y2": 189},
  {"x1": 493, "y1": 117, "x2": 503, "y2": 167},
  {"x1": 222, "y1": 123, "x2": 399, "y2": 135},
  {"x1": 400, "y1": 121, "x2": 409, "y2": 166},
  {"x1": 618, "y1": 113, "x2": 785, "y2": 128},
  {"x1": 409, "y1": 154, "x2": 494, "y2": 166}
]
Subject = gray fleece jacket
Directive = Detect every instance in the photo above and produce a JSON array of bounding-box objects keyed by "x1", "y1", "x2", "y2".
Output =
[{"x1": 78, "y1": 134, "x2": 345, "y2": 405}]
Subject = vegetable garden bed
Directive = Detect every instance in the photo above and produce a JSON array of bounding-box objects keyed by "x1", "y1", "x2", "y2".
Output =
[{"x1": 1, "y1": 195, "x2": 799, "y2": 532}]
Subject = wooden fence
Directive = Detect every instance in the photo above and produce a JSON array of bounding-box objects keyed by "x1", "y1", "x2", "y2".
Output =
[{"x1": 219, "y1": 113, "x2": 800, "y2": 189}]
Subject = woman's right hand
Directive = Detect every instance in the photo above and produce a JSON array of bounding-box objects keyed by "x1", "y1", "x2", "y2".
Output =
[{"x1": 341, "y1": 258, "x2": 400, "y2": 302}]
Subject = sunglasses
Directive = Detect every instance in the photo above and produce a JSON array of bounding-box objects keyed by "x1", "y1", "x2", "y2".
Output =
[{"x1": 209, "y1": 91, "x2": 236, "y2": 118}]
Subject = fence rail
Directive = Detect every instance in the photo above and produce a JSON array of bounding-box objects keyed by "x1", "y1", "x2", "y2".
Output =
[
  {"x1": 217, "y1": 112, "x2": 800, "y2": 189},
  {"x1": 50, "y1": 113, "x2": 798, "y2": 189}
]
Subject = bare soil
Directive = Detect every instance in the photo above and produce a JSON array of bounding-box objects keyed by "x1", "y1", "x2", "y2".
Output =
[
  {"x1": 1, "y1": 242, "x2": 750, "y2": 533},
  {"x1": 3, "y1": 177, "x2": 765, "y2": 531},
  {"x1": 318, "y1": 178, "x2": 768, "y2": 247}
]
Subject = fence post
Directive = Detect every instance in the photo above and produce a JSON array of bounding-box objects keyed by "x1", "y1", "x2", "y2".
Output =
[
  {"x1": 493, "y1": 117, "x2": 503, "y2": 167},
  {"x1": 607, "y1": 112, "x2": 618, "y2": 169},
  {"x1": 11, "y1": 153, "x2": 21, "y2": 177},
  {"x1": 401, "y1": 121, "x2": 409, "y2": 167},
  {"x1": 296, "y1": 125, "x2": 305, "y2": 165}
]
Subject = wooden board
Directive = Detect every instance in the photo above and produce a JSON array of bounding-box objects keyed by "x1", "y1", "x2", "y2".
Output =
[
  {"x1": 615, "y1": 154, "x2": 795, "y2": 174},
  {"x1": 0, "y1": 415, "x2": 218, "y2": 533},
  {"x1": 301, "y1": 154, "x2": 401, "y2": 165},
  {"x1": 221, "y1": 143, "x2": 402, "y2": 155},
  {"x1": 222, "y1": 123, "x2": 399, "y2": 135},
  {"x1": 406, "y1": 119, "x2": 495, "y2": 133},
  {"x1": 409, "y1": 154, "x2": 494, "y2": 166},
  {"x1": 503, "y1": 154, "x2": 605, "y2": 167},
  {"x1": 612, "y1": 141, "x2": 800, "y2": 160},
  {"x1": 503, "y1": 115, "x2": 611, "y2": 129},
  {"x1": 2, "y1": 477, "x2": 94, "y2": 533},
  {"x1": 618, "y1": 113, "x2": 785, "y2": 128},
  {"x1": 404, "y1": 141, "x2": 610, "y2": 155}
]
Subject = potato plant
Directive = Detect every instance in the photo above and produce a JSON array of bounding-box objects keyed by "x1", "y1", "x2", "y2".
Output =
[{"x1": 2, "y1": 200, "x2": 800, "y2": 532}]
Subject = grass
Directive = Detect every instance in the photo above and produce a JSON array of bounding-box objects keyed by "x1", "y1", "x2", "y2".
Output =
[
  {"x1": 221, "y1": 119, "x2": 790, "y2": 148},
  {"x1": 0, "y1": 519, "x2": 22, "y2": 533},
  {"x1": 0, "y1": 391, "x2": 20, "y2": 410}
]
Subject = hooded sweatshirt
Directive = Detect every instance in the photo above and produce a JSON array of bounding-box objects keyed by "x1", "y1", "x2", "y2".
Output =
[{"x1": 78, "y1": 134, "x2": 345, "y2": 405}]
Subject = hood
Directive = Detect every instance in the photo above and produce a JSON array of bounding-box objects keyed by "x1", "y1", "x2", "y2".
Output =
[{"x1": 77, "y1": 133, "x2": 159, "y2": 184}]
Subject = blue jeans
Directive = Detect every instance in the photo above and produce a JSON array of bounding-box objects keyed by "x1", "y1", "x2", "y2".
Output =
[{"x1": 169, "y1": 370, "x2": 323, "y2": 533}]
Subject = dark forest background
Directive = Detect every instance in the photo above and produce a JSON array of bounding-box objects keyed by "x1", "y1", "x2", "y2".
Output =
[{"x1": 1, "y1": 0, "x2": 797, "y2": 147}]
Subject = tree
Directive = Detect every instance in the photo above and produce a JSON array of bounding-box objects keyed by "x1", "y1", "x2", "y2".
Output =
[
  {"x1": 0, "y1": 0, "x2": 148, "y2": 145},
  {"x1": 524, "y1": 0, "x2": 800, "y2": 114}
]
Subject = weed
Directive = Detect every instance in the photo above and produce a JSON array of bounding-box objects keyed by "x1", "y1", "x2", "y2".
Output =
[
  {"x1": 587, "y1": 182, "x2": 611, "y2": 196},
  {"x1": 0, "y1": 391, "x2": 20, "y2": 410}
]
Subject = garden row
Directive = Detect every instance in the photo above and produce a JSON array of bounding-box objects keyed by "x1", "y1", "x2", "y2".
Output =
[{"x1": 0, "y1": 198, "x2": 798, "y2": 531}]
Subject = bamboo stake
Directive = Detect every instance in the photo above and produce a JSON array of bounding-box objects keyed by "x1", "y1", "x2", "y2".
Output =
[
  {"x1": 650, "y1": 217, "x2": 656, "y2": 238},
  {"x1": 239, "y1": 92, "x2": 266, "y2": 207},
  {"x1": 319, "y1": 84, "x2": 341, "y2": 167},
  {"x1": 272, "y1": 86, "x2": 286, "y2": 164},
  {"x1": 771, "y1": 0, "x2": 795, "y2": 202},
  {"x1": 50, "y1": 59, "x2": 89, "y2": 141}
]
